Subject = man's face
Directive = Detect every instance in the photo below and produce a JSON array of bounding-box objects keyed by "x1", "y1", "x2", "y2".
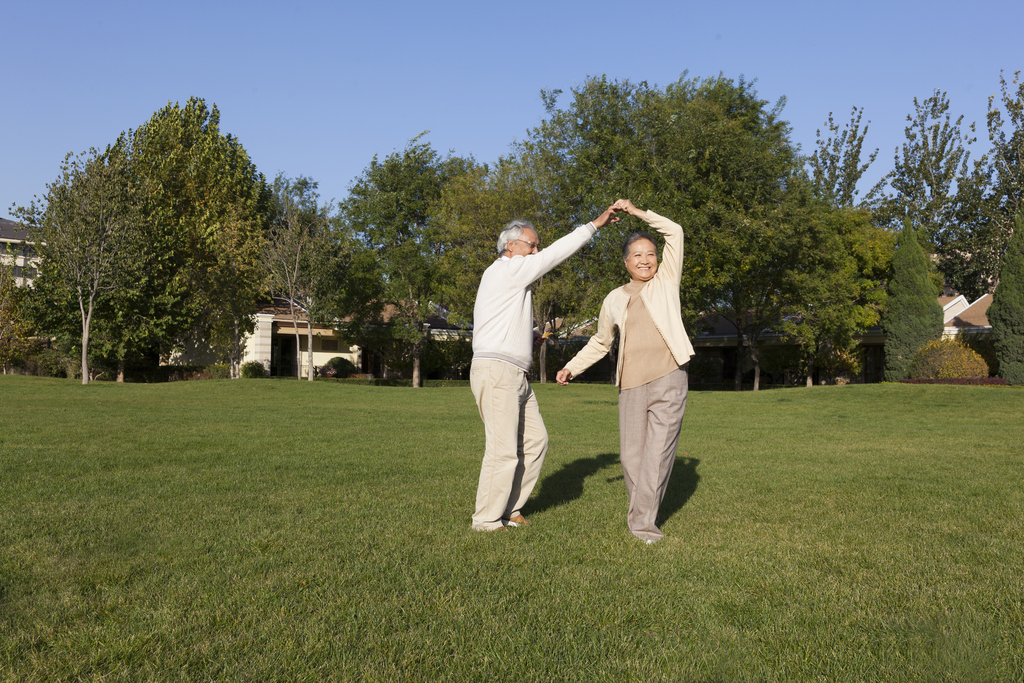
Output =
[{"x1": 507, "y1": 228, "x2": 540, "y2": 257}]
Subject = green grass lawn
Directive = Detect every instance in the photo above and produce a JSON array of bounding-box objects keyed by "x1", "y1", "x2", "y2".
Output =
[{"x1": 1, "y1": 376, "x2": 1022, "y2": 682}]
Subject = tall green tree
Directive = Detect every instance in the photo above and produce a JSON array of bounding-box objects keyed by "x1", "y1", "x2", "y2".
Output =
[
  {"x1": 882, "y1": 221, "x2": 943, "y2": 380},
  {"x1": 120, "y1": 98, "x2": 272, "y2": 368},
  {"x1": 343, "y1": 135, "x2": 473, "y2": 387},
  {"x1": 943, "y1": 70, "x2": 1024, "y2": 301},
  {"x1": 874, "y1": 90, "x2": 988, "y2": 302},
  {"x1": 671, "y1": 76, "x2": 809, "y2": 390},
  {"x1": 14, "y1": 148, "x2": 144, "y2": 384},
  {"x1": 987, "y1": 212, "x2": 1024, "y2": 385},
  {"x1": 987, "y1": 72, "x2": 1024, "y2": 235},
  {"x1": 782, "y1": 205, "x2": 891, "y2": 385},
  {"x1": 434, "y1": 158, "x2": 543, "y2": 324},
  {"x1": 808, "y1": 106, "x2": 883, "y2": 207},
  {"x1": 510, "y1": 74, "x2": 856, "y2": 390},
  {"x1": 875, "y1": 90, "x2": 978, "y2": 241}
]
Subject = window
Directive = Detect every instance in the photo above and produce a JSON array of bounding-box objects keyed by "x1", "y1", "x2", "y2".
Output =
[{"x1": 321, "y1": 339, "x2": 339, "y2": 352}]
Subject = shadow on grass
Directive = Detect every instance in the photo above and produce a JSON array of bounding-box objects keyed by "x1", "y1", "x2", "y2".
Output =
[
  {"x1": 606, "y1": 454, "x2": 701, "y2": 526},
  {"x1": 527, "y1": 451, "x2": 701, "y2": 522},
  {"x1": 527, "y1": 452, "x2": 619, "y2": 515},
  {"x1": 659, "y1": 454, "x2": 701, "y2": 526}
]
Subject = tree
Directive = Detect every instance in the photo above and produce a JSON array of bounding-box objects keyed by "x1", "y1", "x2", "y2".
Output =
[
  {"x1": 434, "y1": 159, "x2": 541, "y2": 325},
  {"x1": 120, "y1": 98, "x2": 271, "y2": 372},
  {"x1": 433, "y1": 154, "x2": 598, "y2": 383},
  {"x1": 808, "y1": 106, "x2": 883, "y2": 207},
  {"x1": 672, "y1": 76, "x2": 809, "y2": 390},
  {"x1": 14, "y1": 148, "x2": 144, "y2": 384},
  {"x1": 943, "y1": 70, "x2": 1024, "y2": 301},
  {"x1": 781, "y1": 206, "x2": 891, "y2": 385},
  {"x1": 18, "y1": 99, "x2": 272, "y2": 380},
  {"x1": 875, "y1": 90, "x2": 978, "y2": 240},
  {"x1": 987, "y1": 212, "x2": 1024, "y2": 385},
  {"x1": 882, "y1": 221, "x2": 943, "y2": 380},
  {"x1": 874, "y1": 90, "x2": 986, "y2": 301},
  {"x1": 207, "y1": 202, "x2": 267, "y2": 378},
  {"x1": 265, "y1": 174, "x2": 336, "y2": 381},
  {"x1": 0, "y1": 253, "x2": 29, "y2": 373},
  {"x1": 343, "y1": 135, "x2": 473, "y2": 387},
  {"x1": 506, "y1": 74, "x2": 846, "y2": 390}
]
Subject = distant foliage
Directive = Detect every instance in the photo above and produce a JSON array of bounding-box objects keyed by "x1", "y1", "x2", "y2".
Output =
[
  {"x1": 909, "y1": 339, "x2": 989, "y2": 379},
  {"x1": 240, "y1": 360, "x2": 267, "y2": 379},
  {"x1": 688, "y1": 351, "x2": 728, "y2": 385}
]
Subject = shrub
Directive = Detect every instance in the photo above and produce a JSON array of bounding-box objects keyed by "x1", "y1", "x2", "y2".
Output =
[
  {"x1": 958, "y1": 330, "x2": 999, "y2": 377},
  {"x1": 240, "y1": 360, "x2": 267, "y2": 378},
  {"x1": 908, "y1": 339, "x2": 989, "y2": 379},
  {"x1": 321, "y1": 356, "x2": 357, "y2": 378},
  {"x1": 208, "y1": 364, "x2": 231, "y2": 380}
]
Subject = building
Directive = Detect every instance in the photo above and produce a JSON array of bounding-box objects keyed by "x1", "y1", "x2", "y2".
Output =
[{"x1": 0, "y1": 217, "x2": 38, "y2": 285}]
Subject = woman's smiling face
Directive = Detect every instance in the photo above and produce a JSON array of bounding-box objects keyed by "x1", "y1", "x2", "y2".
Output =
[{"x1": 624, "y1": 238, "x2": 658, "y2": 282}]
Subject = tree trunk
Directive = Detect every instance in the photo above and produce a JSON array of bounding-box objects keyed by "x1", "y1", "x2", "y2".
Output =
[
  {"x1": 751, "y1": 344, "x2": 761, "y2": 391},
  {"x1": 79, "y1": 294, "x2": 93, "y2": 385},
  {"x1": 292, "y1": 318, "x2": 302, "y2": 379},
  {"x1": 307, "y1": 322, "x2": 315, "y2": 381},
  {"x1": 412, "y1": 339, "x2": 422, "y2": 388},
  {"x1": 231, "y1": 315, "x2": 242, "y2": 379},
  {"x1": 117, "y1": 359, "x2": 125, "y2": 383},
  {"x1": 805, "y1": 357, "x2": 814, "y2": 387},
  {"x1": 80, "y1": 330, "x2": 89, "y2": 385},
  {"x1": 734, "y1": 333, "x2": 744, "y2": 391},
  {"x1": 538, "y1": 337, "x2": 548, "y2": 384}
]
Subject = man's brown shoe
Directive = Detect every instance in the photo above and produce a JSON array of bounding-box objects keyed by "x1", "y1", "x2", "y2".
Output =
[{"x1": 502, "y1": 514, "x2": 532, "y2": 527}]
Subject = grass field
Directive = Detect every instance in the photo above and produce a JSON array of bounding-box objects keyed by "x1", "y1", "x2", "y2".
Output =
[{"x1": 1, "y1": 375, "x2": 1022, "y2": 682}]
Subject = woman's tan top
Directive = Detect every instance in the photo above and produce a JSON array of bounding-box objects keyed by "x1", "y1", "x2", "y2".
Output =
[{"x1": 618, "y1": 280, "x2": 678, "y2": 390}]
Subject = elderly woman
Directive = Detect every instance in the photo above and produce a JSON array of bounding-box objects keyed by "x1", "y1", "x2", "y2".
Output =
[{"x1": 556, "y1": 199, "x2": 694, "y2": 543}]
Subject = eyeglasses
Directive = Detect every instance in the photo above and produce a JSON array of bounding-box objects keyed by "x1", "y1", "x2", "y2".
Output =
[{"x1": 515, "y1": 238, "x2": 540, "y2": 251}]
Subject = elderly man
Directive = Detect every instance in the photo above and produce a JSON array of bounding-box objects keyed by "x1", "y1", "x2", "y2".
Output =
[{"x1": 470, "y1": 207, "x2": 620, "y2": 532}]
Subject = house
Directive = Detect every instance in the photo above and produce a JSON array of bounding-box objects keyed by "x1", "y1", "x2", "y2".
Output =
[
  {"x1": 0, "y1": 217, "x2": 38, "y2": 285},
  {"x1": 941, "y1": 293, "x2": 993, "y2": 336},
  {"x1": 245, "y1": 298, "x2": 362, "y2": 377},
  {"x1": 168, "y1": 297, "x2": 363, "y2": 377}
]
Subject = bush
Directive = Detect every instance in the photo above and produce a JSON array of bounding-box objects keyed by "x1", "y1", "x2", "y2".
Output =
[
  {"x1": 20, "y1": 344, "x2": 79, "y2": 379},
  {"x1": 908, "y1": 339, "x2": 989, "y2": 379},
  {"x1": 958, "y1": 330, "x2": 999, "y2": 377},
  {"x1": 240, "y1": 360, "x2": 267, "y2": 378},
  {"x1": 208, "y1": 364, "x2": 231, "y2": 380},
  {"x1": 320, "y1": 356, "x2": 358, "y2": 378}
]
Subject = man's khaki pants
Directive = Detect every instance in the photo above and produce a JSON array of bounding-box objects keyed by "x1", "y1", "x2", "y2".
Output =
[
  {"x1": 470, "y1": 359, "x2": 548, "y2": 531},
  {"x1": 618, "y1": 366, "x2": 688, "y2": 542}
]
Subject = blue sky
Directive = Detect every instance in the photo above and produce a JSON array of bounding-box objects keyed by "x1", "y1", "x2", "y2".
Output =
[{"x1": 3, "y1": 0, "x2": 1021, "y2": 220}]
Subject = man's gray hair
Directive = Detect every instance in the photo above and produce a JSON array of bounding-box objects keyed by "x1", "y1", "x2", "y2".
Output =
[{"x1": 497, "y1": 219, "x2": 535, "y2": 255}]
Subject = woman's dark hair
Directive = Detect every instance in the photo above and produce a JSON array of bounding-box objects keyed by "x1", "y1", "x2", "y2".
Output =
[{"x1": 622, "y1": 232, "x2": 658, "y2": 259}]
